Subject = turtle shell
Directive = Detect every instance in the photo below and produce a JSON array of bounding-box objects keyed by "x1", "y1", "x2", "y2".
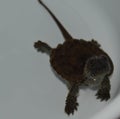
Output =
[{"x1": 50, "y1": 39, "x2": 113, "y2": 83}]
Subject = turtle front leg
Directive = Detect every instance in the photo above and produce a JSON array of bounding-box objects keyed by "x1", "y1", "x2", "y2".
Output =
[
  {"x1": 34, "y1": 40, "x2": 52, "y2": 55},
  {"x1": 65, "y1": 83, "x2": 79, "y2": 115},
  {"x1": 95, "y1": 76, "x2": 111, "y2": 101}
]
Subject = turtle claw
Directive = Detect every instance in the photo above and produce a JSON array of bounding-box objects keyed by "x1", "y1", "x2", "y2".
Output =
[
  {"x1": 34, "y1": 41, "x2": 45, "y2": 52},
  {"x1": 65, "y1": 101, "x2": 79, "y2": 115},
  {"x1": 95, "y1": 90, "x2": 110, "y2": 101},
  {"x1": 34, "y1": 40, "x2": 52, "y2": 54},
  {"x1": 65, "y1": 96, "x2": 79, "y2": 115}
]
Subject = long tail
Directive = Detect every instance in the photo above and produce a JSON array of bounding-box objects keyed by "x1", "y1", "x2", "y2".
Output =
[{"x1": 38, "y1": 0, "x2": 73, "y2": 41}]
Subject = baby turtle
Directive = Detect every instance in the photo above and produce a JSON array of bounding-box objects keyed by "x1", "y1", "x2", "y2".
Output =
[{"x1": 34, "y1": 0, "x2": 114, "y2": 115}]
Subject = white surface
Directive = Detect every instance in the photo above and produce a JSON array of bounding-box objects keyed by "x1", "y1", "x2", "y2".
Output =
[{"x1": 0, "y1": 0, "x2": 120, "y2": 119}]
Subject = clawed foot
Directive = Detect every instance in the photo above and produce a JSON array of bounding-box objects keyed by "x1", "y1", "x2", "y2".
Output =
[
  {"x1": 34, "y1": 40, "x2": 52, "y2": 54},
  {"x1": 65, "y1": 96, "x2": 79, "y2": 115},
  {"x1": 95, "y1": 90, "x2": 110, "y2": 101},
  {"x1": 34, "y1": 41, "x2": 44, "y2": 52}
]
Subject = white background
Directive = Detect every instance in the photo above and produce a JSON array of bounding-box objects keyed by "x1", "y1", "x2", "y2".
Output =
[{"x1": 0, "y1": 0, "x2": 120, "y2": 119}]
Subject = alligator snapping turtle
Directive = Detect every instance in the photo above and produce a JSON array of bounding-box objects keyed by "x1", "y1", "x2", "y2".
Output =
[{"x1": 34, "y1": 0, "x2": 114, "y2": 115}]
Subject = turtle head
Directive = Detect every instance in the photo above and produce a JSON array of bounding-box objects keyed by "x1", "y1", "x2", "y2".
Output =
[{"x1": 83, "y1": 55, "x2": 111, "y2": 88}]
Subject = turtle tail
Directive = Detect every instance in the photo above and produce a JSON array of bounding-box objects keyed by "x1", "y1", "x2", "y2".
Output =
[{"x1": 38, "y1": 0, "x2": 73, "y2": 41}]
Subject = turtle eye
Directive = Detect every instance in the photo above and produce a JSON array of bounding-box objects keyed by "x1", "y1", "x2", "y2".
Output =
[{"x1": 93, "y1": 78, "x2": 96, "y2": 81}]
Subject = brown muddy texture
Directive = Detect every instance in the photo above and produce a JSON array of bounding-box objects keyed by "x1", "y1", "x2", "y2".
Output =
[{"x1": 50, "y1": 39, "x2": 113, "y2": 83}]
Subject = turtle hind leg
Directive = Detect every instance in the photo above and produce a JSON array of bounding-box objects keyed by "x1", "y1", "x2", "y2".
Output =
[
  {"x1": 65, "y1": 83, "x2": 79, "y2": 115},
  {"x1": 34, "y1": 40, "x2": 52, "y2": 55}
]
